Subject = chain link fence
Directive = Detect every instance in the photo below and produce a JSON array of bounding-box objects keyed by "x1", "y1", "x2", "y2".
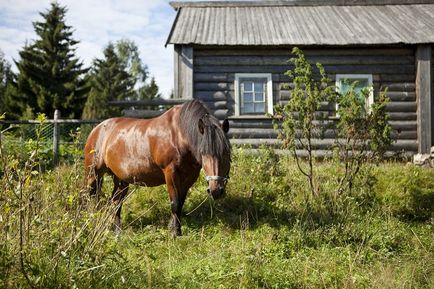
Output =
[{"x1": 0, "y1": 118, "x2": 100, "y2": 167}]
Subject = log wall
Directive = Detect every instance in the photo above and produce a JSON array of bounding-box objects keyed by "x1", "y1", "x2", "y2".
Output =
[{"x1": 192, "y1": 46, "x2": 418, "y2": 153}]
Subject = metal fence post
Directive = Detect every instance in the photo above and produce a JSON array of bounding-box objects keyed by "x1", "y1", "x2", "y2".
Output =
[{"x1": 53, "y1": 110, "x2": 60, "y2": 166}]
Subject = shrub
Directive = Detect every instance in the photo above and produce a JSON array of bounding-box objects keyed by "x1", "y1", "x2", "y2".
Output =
[{"x1": 272, "y1": 47, "x2": 392, "y2": 205}]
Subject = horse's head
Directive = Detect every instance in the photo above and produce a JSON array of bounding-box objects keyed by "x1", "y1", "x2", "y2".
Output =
[{"x1": 198, "y1": 117, "x2": 231, "y2": 199}]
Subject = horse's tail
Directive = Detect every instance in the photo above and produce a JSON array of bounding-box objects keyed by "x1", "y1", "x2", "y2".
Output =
[{"x1": 83, "y1": 121, "x2": 107, "y2": 196}]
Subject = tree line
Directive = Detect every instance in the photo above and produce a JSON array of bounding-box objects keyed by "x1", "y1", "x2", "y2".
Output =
[{"x1": 0, "y1": 3, "x2": 163, "y2": 120}]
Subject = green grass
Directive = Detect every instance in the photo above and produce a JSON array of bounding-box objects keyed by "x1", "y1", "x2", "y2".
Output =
[{"x1": 1, "y1": 148, "x2": 434, "y2": 288}]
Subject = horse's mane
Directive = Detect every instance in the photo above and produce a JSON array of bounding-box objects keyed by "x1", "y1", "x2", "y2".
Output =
[{"x1": 179, "y1": 100, "x2": 230, "y2": 163}]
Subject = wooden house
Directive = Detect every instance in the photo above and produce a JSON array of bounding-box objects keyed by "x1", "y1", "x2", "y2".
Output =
[{"x1": 166, "y1": 0, "x2": 434, "y2": 156}]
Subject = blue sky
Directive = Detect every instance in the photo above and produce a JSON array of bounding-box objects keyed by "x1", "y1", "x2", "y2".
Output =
[{"x1": 0, "y1": 0, "x2": 177, "y2": 97}]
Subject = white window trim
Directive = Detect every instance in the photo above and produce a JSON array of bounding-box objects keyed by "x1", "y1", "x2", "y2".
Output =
[
  {"x1": 234, "y1": 73, "x2": 273, "y2": 116},
  {"x1": 335, "y1": 74, "x2": 374, "y2": 113}
]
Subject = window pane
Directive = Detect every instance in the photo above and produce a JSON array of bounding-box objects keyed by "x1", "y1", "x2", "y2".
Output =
[
  {"x1": 255, "y1": 103, "x2": 265, "y2": 112},
  {"x1": 254, "y1": 92, "x2": 264, "y2": 102},
  {"x1": 254, "y1": 82, "x2": 264, "y2": 93},
  {"x1": 243, "y1": 81, "x2": 253, "y2": 92},
  {"x1": 238, "y1": 76, "x2": 271, "y2": 115},
  {"x1": 243, "y1": 92, "x2": 253, "y2": 102},
  {"x1": 340, "y1": 78, "x2": 370, "y2": 104},
  {"x1": 243, "y1": 103, "x2": 254, "y2": 113}
]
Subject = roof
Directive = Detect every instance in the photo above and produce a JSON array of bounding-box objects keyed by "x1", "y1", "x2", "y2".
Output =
[{"x1": 166, "y1": 1, "x2": 434, "y2": 46}]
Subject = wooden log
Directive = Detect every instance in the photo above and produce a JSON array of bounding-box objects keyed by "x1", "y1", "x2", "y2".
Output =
[
  {"x1": 391, "y1": 140, "x2": 418, "y2": 151},
  {"x1": 229, "y1": 128, "x2": 348, "y2": 139},
  {"x1": 234, "y1": 148, "x2": 415, "y2": 159},
  {"x1": 228, "y1": 119, "x2": 273, "y2": 129},
  {"x1": 385, "y1": 102, "x2": 416, "y2": 112},
  {"x1": 214, "y1": 109, "x2": 229, "y2": 119},
  {"x1": 122, "y1": 109, "x2": 165, "y2": 118},
  {"x1": 280, "y1": 90, "x2": 291, "y2": 100},
  {"x1": 380, "y1": 74, "x2": 415, "y2": 82},
  {"x1": 194, "y1": 73, "x2": 228, "y2": 82},
  {"x1": 391, "y1": 131, "x2": 417, "y2": 140},
  {"x1": 109, "y1": 98, "x2": 186, "y2": 107},
  {"x1": 228, "y1": 128, "x2": 277, "y2": 138},
  {"x1": 387, "y1": 112, "x2": 417, "y2": 121},
  {"x1": 195, "y1": 65, "x2": 415, "y2": 74},
  {"x1": 195, "y1": 91, "x2": 227, "y2": 101},
  {"x1": 195, "y1": 55, "x2": 414, "y2": 66},
  {"x1": 202, "y1": 100, "x2": 227, "y2": 110},
  {"x1": 194, "y1": 82, "x2": 230, "y2": 91},
  {"x1": 230, "y1": 138, "x2": 281, "y2": 147},
  {"x1": 230, "y1": 138, "x2": 418, "y2": 151},
  {"x1": 389, "y1": 121, "x2": 417, "y2": 131},
  {"x1": 385, "y1": 91, "x2": 416, "y2": 101},
  {"x1": 380, "y1": 82, "x2": 415, "y2": 92}
]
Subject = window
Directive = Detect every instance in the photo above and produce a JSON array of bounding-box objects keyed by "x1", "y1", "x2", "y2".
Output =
[
  {"x1": 234, "y1": 73, "x2": 273, "y2": 116},
  {"x1": 336, "y1": 74, "x2": 373, "y2": 113}
]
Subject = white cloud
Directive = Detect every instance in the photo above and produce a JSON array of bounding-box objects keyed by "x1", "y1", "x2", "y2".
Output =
[{"x1": 0, "y1": 0, "x2": 176, "y2": 97}]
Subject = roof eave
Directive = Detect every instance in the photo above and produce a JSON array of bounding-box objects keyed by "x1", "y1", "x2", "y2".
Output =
[
  {"x1": 169, "y1": 0, "x2": 434, "y2": 9},
  {"x1": 165, "y1": 8, "x2": 182, "y2": 47}
]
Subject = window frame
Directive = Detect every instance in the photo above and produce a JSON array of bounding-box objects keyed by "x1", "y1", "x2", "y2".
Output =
[
  {"x1": 335, "y1": 74, "x2": 374, "y2": 114},
  {"x1": 234, "y1": 73, "x2": 273, "y2": 117}
]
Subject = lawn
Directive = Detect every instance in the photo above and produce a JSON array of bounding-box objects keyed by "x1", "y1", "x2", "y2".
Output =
[{"x1": 1, "y1": 148, "x2": 434, "y2": 288}]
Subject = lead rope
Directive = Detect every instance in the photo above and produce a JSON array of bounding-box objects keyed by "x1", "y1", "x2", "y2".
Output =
[
  {"x1": 185, "y1": 194, "x2": 209, "y2": 216},
  {"x1": 185, "y1": 192, "x2": 223, "y2": 216}
]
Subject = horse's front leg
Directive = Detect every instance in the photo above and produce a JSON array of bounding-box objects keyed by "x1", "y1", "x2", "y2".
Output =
[{"x1": 164, "y1": 165, "x2": 187, "y2": 237}]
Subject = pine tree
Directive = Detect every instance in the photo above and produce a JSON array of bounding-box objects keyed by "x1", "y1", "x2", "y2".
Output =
[
  {"x1": 15, "y1": 3, "x2": 88, "y2": 118},
  {"x1": 82, "y1": 43, "x2": 134, "y2": 119}
]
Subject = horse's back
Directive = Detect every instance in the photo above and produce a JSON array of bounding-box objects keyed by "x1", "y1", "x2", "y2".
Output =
[{"x1": 84, "y1": 108, "x2": 183, "y2": 185}]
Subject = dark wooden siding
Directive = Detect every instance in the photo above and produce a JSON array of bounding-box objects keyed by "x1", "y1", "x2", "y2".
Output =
[{"x1": 193, "y1": 46, "x2": 417, "y2": 154}]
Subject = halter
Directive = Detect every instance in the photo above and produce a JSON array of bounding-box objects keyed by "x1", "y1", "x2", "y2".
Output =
[{"x1": 205, "y1": 175, "x2": 228, "y2": 183}]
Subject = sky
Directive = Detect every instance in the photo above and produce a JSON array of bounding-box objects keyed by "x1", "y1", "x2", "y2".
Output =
[{"x1": 0, "y1": 0, "x2": 178, "y2": 98}]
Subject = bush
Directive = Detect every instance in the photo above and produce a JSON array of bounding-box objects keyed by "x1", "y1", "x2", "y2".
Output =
[{"x1": 272, "y1": 47, "x2": 392, "y2": 203}]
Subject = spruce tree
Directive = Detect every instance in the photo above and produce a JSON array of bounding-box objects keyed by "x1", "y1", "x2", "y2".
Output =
[
  {"x1": 15, "y1": 3, "x2": 88, "y2": 118},
  {"x1": 0, "y1": 51, "x2": 10, "y2": 112},
  {"x1": 0, "y1": 51, "x2": 21, "y2": 119},
  {"x1": 139, "y1": 76, "x2": 161, "y2": 100},
  {"x1": 82, "y1": 43, "x2": 134, "y2": 119}
]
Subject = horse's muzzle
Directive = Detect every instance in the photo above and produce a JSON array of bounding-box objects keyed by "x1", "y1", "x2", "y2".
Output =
[{"x1": 207, "y1": 187, "x2": 226, "y2": 200}]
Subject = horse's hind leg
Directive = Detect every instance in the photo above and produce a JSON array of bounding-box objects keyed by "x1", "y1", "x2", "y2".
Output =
[
  {"x1": 111, "y1": 176, "x2": 129, "y2": 234},
  {"x1": 87, "y1": 173, "x2": 103, "y2": 198}
]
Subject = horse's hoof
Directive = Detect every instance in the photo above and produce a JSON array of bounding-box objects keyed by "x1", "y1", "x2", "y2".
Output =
[
  {"x1": 170, "y1": 230, "x2": 182, "y2": 238},
  {"x1": 169, "y1": 224, "x2": 182, "y2": 238}
]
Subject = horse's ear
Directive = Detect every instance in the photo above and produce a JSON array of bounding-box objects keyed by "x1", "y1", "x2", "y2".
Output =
[
  {"x1": 221, "y1": 119, "x2": 229, "y2": 133},
  {"x1": 198, "y1": 118, "x2": 205, "y2": 134}
]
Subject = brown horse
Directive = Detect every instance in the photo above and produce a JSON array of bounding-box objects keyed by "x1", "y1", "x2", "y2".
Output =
[{"x1": 84, "y1": 100, "x2": 231, "y2": 236}]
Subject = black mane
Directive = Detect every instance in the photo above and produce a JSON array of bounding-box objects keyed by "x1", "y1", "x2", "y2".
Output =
[{"x1": 179, "y1": 100, "x2": 230, "y2": 163}]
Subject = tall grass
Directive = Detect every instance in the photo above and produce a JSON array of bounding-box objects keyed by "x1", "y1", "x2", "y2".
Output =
[{"x1": 1, "y1": 141, "x2": 433, "y2": 288}]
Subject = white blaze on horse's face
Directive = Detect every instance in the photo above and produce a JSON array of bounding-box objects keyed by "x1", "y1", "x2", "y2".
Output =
[
  {"x1": 198, "y1": 117, "x2": 230, "y2": 199},
  {"x1": 202, "y1": 153, "x2": 230, "y2": 199}
]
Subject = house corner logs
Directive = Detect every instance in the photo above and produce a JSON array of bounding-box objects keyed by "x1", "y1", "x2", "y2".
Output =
[{"x1": 416, "y1": 45, "x2": 432, "y2": 154}]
